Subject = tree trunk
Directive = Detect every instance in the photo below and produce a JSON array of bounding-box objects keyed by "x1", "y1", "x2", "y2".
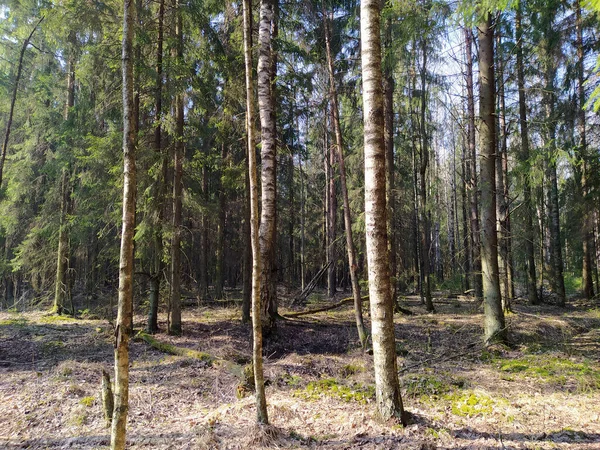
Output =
[
  {"x1": 576, "y1": 0, "x2": 594, "y2": 299},
  {"x1": 110, "y1": 0, "x2": 137, "y2": 445},
  {"x1": 323, "y1": 12, "x2": 367, "y2": 347},
  {"x1": 360, "y1": 0, "x2": 406, "y2": 423},
  {"x1": 243, "y1": 0, "x2": 268, "y2": 424},
  {"x1": 516, "y1": 4, "x2": 539, "y2": 305},
  {"x1": 540, "y1": 8, "x2": 565, "y2": 306},
  {"x1": 53, "y1": 169, "x2": 69, "y2": 315},
  {"x1": 0, "y1": 17, "x2": 44, "y2": 188},
  {"x1": 495, "y1": 24, "x2": 512, "y2": 312},
  {"x1": 383, "y1": 17, "x2": 397, "y2": 302},
  {"x1": 478, "y1": 14, "x2": 506, "y2": 343},
  {"x1": 147, "y1": 0, "x2": 165, "y2": 334},
  {"x1": 215, "y1": 144, "x2": 227, "y2": 300},
  {"x1": 418, "y1": 39, "x2": 434, "y2": 312},
  {"x1": 169, "y1": 0, "x2": 184, "y2": 334},
  {"x1": 465, "y1": 27, "x2": 483, "y2": 299},
  {"x1": 257, "y1": 0, "x2": 278, "y2": 332},
  {"x1": 326, "y1": 109, "x2": 337, "y2": 298}
]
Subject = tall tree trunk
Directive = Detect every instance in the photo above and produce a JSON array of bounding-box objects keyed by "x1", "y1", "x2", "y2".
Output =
[
  {"x1": 243, "y1": 0, "x2": 268, "y2": 424},
  {"x1": 199, "y1": 160, "x2": 209, "y2": 300},
  {"x1": 148, "y1": 0, "x2": 166, "y2": 334},
  {"x1": 257, "y1": 0, "x2": 278, "y2": 332},
  {"x1": 495, "y1": 24, "x2": 512, "y2": 312},
  {"x1": 360, "y1": 0, "x2": 406, "y2": 423},
  {"x1": 516, "y1": 3, "x2": 539, "y2": 305},
  {"x1": 465, "y1": 27, "x2": 483, "y2": 299},
  {"x1": 383, "y1": 16, "x2": 397, "y2": 302},
  {"x1": 323, "y1": 12, "x2": 367, "y2": 346},
  {"x1": 418, "y1": 40, "x2": 434, "y2": 312},
  {"x1": 461, "y1": 133, "x2": 471, "y2": 293},
  {"x1": 169, "y1": 0, "x2": 184, "y2": 334},
  {"x1": 0, "y1": 17, "x2": 43, "y2": 188},
  {"x1": 110, "y1": 0, "x2": 137, "y2": 445},
  {"x1": 478, "y1": 14, "x2": 506, "y2": 343},
  {"x1": 53, "y1": 169, "x2": 69, "y2": 314},
  {"x1": 326, "y1": 111, "x2": 337, "y2": 298},
  {"x1": 242, "y1": 147, "x2": 252, "y2": 323},
  {"x1": 215, "y1": 144, "x2": 227, "y2": 300},
  {"x1": 576, "y1": 0, "x2": 594, "y2": 299},
  {"x1": 540, "y1": 8, "x2": 565, "y2": 306}
]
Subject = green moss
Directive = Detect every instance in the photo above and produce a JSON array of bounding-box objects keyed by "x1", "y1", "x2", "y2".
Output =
[
  {"x1": 495, "y1": 355, "x2": 600, "y2": 391},
  {"x1": 282, "y1": 373, "x2": 302, "y2": 386},
  {"x1": 339, "y1": 364, "x2": 364, "y2": 377},
  {"x1": 445, "y1": 391, "x2": 499, "y2": 417},
  {"x1": 39, "y1": 314, "x2": 77, "y2": 324},
  {"x1": 293, "y1": 378, "x2": 375, "y2": 404},
  {"x1": 0, "y1": 317, "x2": 28, "y2": 326},
  {"x1": 79, "y1": 396, "x2": 95, "y2": 407}
]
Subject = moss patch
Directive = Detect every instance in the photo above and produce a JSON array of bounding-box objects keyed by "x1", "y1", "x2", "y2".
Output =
[
  {"x1": 293, "y1": 378, "x2": 375, "y2": 404},
  {"x1": 444, "y1": 391, "x2": 501, "y2": 417},
  {"x1": 496, "y1": 355, "x2": 600, "y2": 391}
]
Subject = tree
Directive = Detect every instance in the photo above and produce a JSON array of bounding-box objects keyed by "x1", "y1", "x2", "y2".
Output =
[
  {"x1": 323, "y1": 9, "x2": 367, "y2": 347},
  {"x1": 110, "y1": 0, "x2": 137, "y2": 445},
  {"x1": 361, "y1": 0, "x2": 406, "y2": 423},
  {"x1": 257, "y1": 0, "x2": 278, "y2": 332},
  {"x1": 243, "y1": 0, "x2": 268, "y2": 424},
  {"x1": 515, "y1": 0, "x2": 539, "y2": 306},
  {"x1": 169, "y1": 0, "x2": 184, "y2": 334},
  {"x1": 478, "y1": 12, "x2": 506, "y2": 343}
]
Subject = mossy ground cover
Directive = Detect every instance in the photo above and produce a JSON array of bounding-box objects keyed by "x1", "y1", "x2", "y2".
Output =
[{"x1": 1, "y1": 294, "x2": 599, "y2": 449}]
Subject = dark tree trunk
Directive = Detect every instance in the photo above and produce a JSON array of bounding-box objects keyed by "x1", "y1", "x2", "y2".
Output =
[
  {"x1": 516, "y1": 3, "x2": 539, "y2": 305},
  {"x1": 478, "y1": 14, "x2": 506, "y2": 343}
]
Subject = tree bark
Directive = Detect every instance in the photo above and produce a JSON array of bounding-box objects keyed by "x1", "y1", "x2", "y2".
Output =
[
  {"x1": 361, "y1": 0, "x2": 406, "y2": 423},
  {"x1": 383, "y1": 16, "x2": 397, "y2": 302},
  {"x1": 53, "y1": 169, "x2": 69, "y2": 314},
  {"x1": 576, "y1": 0, "x2": 594, "y2": 299},
  {"x1": 257, "y1": 0, "x2": 278, "y2": 332},
  {"x1": 516, "y1": 3, "x2": 539, "y2": 305},
  {"x1": 495, "y1": 24, "x2": 512, "y2": 312},
  {"x1": 540, "y1": 6, "x2": 565, "y2": 306},
  {"x1": 110, "y1": 0, "x2": 137, "y2": 445},
  {"x1": 147, "y1": 0, "x2": 166, "y2": 334},
  {"x1": 478, "y1": 14, "x2": 506, "y2": 343},
  {"x1": 243, "y1": 0, "x2": 268, "y2": 424},
  {"x1": 169, "y1": 0, "x2": 184, "y2": 334},
  {"x1": 418, "y1": 39, "x2": 434, "y2": 312},
  {"x1": 465, "y1": 27, "x2": 483, "y2": 299},
  {"x1": 323, "y1": 12, "x2": 367, "y2": 347}
]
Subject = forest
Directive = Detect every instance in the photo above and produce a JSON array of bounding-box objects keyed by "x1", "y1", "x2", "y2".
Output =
[{"x1": 1, "y1": 0, "x2": 600, "y2": 448}]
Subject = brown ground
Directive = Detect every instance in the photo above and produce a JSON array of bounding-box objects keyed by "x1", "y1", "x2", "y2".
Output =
[{"x1": 1, "y1": 291, "x2": 599, "y2": 449}]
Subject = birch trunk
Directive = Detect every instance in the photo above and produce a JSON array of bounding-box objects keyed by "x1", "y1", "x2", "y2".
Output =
[
  {"x1": 361, "y1": 0, "x2": 406, "y2": 422},
  {"x1": 243, "y1": 0, "x2": 268, "y2": 424},
  {"x1": 110, "y1": 0, "x2": 137, "y2": 445}
]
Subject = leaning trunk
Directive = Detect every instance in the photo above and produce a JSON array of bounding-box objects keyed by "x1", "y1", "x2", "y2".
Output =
[{"x1": 323, "y1": 12, "x2": 367, "y2": 347}]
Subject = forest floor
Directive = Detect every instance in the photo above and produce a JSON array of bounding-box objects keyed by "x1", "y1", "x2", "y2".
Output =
[{"x1": 0, "y1": 290, "x2": 599, "y2": 449}]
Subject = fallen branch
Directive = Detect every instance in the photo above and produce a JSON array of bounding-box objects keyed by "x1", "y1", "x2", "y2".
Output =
[
  {"x1": 136, "y1": 331, "x2": 214, "y2": 362},
  {"x1": 284, "y1": 296, "x2": 364, "y2": 318}
]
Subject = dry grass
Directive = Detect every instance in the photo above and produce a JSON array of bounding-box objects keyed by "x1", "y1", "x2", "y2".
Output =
[{"x1": 1, "y1": 293, "x2": 599, "y2": 449}]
